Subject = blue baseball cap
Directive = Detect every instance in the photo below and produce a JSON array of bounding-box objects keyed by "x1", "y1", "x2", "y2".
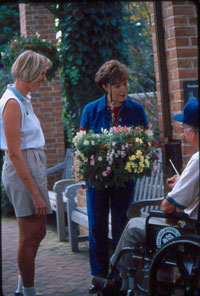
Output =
[{"x1": 172, "y1": 98, "x2": 199, "y2": 128}]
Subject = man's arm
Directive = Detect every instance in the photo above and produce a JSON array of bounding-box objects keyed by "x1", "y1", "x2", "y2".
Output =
[{"x1": 161, "y1": 199, "x2": 176, "y2": 213}]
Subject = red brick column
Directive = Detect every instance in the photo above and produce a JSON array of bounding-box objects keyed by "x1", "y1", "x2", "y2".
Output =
[
  {"x1": 19, "y1": 4, "x2": 65, "y2": 187},
  {"x1": 150, "y1": 1, "x2": 198, "y2": 167}
]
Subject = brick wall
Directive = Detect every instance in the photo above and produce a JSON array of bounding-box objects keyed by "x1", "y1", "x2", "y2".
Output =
[
  {"x1": 150, "y1": 1, "x2": 198, "y2": 168},
  {"x1": 19, "y1": 4, "x2": 65, "y2": 188}
]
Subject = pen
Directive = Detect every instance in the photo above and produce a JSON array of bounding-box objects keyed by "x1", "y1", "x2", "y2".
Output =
[{"x1": 169, "y1": 159, "x2": 179, "y2": 175}]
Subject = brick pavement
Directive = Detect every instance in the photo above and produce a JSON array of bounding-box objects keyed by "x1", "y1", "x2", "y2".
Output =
[{"x1": 2, "y1": 215, "x2": 92, "y2": 296}]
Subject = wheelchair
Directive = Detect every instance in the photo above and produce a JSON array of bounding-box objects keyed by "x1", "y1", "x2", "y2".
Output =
[{"x1": 93, "y1": 200, "x2": 200, "y2": 296}]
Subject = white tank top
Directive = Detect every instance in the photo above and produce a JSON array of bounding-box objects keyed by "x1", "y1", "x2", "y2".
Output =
[{"x1": 0, "y1": 85, "x2": 45, "y2": 151}]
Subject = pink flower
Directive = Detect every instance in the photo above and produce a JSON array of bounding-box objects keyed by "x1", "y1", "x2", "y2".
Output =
[
  {"x1": 90, "y1": 159, "x2": 95, "y2": 165},
  {"x1": 153, "y1": 160, "x2": 158, "y2": 174},
  {"x1": 121, "y1": 151, "x2": 126, "y2": 158},
  {"x1": 124, "y1": 126, "x2": 130, "y2": 135}
]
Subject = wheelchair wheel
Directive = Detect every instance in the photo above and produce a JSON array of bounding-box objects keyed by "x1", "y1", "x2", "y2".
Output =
[{"x1": 148, "y1": 236, "x2": 200, "y2": 296}]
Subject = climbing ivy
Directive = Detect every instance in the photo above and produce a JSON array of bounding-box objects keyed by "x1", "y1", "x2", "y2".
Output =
[{"x1": 53, "y1": 2, "x2": 128, "y2": 145}]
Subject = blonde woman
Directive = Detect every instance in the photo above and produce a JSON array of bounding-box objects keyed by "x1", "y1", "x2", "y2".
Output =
[{"x1": 0, "y1": 50, "x2": 53, "y2": 296}]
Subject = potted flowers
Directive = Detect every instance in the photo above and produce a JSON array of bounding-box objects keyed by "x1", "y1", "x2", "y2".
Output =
[
  {"x1": 73, "y1": 126, "x2": 159, "y2": 190},
  {"x1": 1, "y1": 33, "x2": 59, "y2": 81}
]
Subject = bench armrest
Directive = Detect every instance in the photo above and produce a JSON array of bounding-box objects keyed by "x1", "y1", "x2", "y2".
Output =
[
  {"x1": 47, "y1": 161, "x2": 65, "y2": 174},
  {"x1": 64, "y1": 182, "x2": 85, "y2": 209},
  {"x1": 127, "y1": 197, "x2": 164, "y2": 219},
  {"x1": 53, "y1": 178, "x2": 75, "y2": 194}
]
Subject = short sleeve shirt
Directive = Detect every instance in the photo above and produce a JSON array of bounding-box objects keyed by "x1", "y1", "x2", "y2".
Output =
[{"x1": 166, "y1": 151, "x2": 199, "y2": 219}]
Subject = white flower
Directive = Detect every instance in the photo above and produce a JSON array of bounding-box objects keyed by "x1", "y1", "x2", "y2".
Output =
[
  {"x1": 72, "y1": 130, "x2": 86, "y2": 145},
  {"x1": 145, "y1": 129, "x2": 153, "y2": 138},
  {"x1": 101, "y1": 128, "x2": 108, "y2": 134},
  {"x1": 75, "y1": 150, "x2": 87, "y2": 163},
  {"x1": 98, "y1": 156, "x2": 103, "y2": 161}
]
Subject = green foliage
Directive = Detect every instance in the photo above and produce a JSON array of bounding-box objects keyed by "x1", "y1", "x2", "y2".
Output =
[
  {"x1": 0, "y1": 152, "x2": 14, "y2": 216},
  {"x1": 0, "y1": 4, "x2": 20, "y2": 98},
  {"x1": 54, "y1": 2, "x2": 129, "y2": 144},
  {"x1": 0, "y1": 4, "x2": 20, "y2": 56},
  {"x1": 1, "y1": 182, "x2": 14, "y2": 216},
  {"x1": 124, "y1": 2, "x2": 155, "y2": 94},
  {"x1": 0, "y1": 67, "x2": 13, "y2": 98},
  {"x1": 1, "y1": 34, "x2": 59, "y2": 81},
  {"x1": 122, "y1": 2, "x2": 158, "y2": 140}
]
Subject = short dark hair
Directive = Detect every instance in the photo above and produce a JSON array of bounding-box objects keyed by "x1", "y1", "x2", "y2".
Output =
[{"x1": 95, "y1": 60, "x2": 129, "y2": 92}]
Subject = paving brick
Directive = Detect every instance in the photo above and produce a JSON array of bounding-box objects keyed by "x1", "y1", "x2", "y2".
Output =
[{"x1": 2, "y1": 216, "x2": 91, "y2": 296}]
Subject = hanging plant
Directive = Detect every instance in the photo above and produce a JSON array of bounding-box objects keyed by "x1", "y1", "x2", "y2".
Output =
[{"x1": 1, "y1": 33, "x2": 59, "y2": 81}]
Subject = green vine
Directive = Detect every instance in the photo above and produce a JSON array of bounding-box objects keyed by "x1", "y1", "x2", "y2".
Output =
[
  {"x1": 1, "y1": 34, "x2": 59, "y2": 81},
  {"x1": 54, "y1": 2, "x2": 128, "y2": 145}
]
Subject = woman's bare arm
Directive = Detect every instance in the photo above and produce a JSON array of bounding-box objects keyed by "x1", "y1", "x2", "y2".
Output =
[{"x1": 3, "y1": 99, "x2": 47, "y2": 215}]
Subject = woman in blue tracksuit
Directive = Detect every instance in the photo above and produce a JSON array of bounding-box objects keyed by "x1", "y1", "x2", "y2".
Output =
[{"x1": 80, "y1": 60, "x2": 148, "y2": 293}]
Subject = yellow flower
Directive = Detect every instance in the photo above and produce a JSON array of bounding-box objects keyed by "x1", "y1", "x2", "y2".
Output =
[
  {"x1": 125, "y1": 163, "x2": 131, "y2": 173},
  {"x1": 145, "y1": 158, "x2": 150, "y2": 167},
  {"x1": 136, "y1": 150, "x2": 142, "y2": 158},
  {"x1": 139, "y1": 155, "x2": 144, "y2": 161},
  {"x1": 83, "y1": 140, "x2": 89, "y2": 145},
  {"x1": 135, "y1": 137, "x2": 143, "y2": 144},
  {"x1": 129, "y1": 155, "x2": 136, "y2": 161}
]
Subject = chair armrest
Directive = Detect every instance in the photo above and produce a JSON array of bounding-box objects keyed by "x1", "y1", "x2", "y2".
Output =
[
  {"x1": 127, "y1": 198, "x2": 164, "y2": 219},
  {"x1": 47, "y1": 161, "x2": 65, "y2": 174}
]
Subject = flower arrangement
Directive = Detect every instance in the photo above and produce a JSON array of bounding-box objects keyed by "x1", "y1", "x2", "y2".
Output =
[
  {"x1": 73, "y1": 126, "x2": 160, "y2": 190},
  {"x1": 1, "y1": 33, "x2": 59, "y2": 81}
]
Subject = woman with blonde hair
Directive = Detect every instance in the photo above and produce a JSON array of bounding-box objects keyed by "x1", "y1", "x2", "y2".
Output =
[{"x1": 0, "y1": 50, "x2": 53, "y2": 296}]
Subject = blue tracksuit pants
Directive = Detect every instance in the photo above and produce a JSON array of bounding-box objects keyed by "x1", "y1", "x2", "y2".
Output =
[{"x1": 86, "y1": 181, "x2": 135, "y2": 276}]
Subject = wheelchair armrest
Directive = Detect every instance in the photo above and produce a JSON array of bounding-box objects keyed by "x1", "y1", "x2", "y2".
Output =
[
  {"x1": 127, "y1": 198, "x2": 164, "y2": 219},
  {"x1": 148, "y1": 210, "x2": 189, "y2": 221}
]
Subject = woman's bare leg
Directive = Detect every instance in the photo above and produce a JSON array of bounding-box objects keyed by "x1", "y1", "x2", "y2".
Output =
[{"x1": 17, "y1": 215, "x2": 46, "y2": 287}]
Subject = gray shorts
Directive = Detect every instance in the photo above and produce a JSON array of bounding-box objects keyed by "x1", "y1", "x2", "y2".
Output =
[{"x1": 2, "y1": 148, "x2": 52, "y2": 217}]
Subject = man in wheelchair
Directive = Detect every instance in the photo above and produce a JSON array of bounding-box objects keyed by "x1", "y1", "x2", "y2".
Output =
[{"x1": 93, "y1": 98, "x2": 199, "y2": 295}]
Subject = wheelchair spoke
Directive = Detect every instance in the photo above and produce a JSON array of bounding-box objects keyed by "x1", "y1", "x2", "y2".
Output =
[{"x1": 148, "y1": 238, "x2": 200, "y2": 295}]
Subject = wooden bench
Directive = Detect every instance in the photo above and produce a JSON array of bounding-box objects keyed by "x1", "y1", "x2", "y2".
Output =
[
  {"x1": 64, "y1": 149, "x2": 164, "y2": 252},
  {"x1": 47, "y1": 148, "x2": 75, "y2": 241}
]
